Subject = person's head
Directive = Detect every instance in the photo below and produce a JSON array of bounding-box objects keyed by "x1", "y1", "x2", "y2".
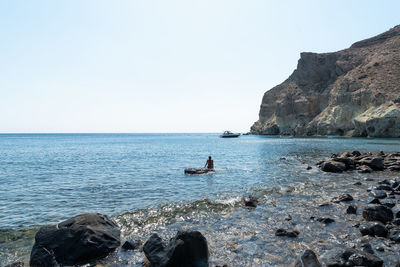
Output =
[{"x1": 208, "y1": 156, "x2": 212, "y2": 160}]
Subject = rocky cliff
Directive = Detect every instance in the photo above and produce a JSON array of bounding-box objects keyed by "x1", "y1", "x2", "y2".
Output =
[{"x1": 251, "y1": 25, "x2": 400, "y2": 137}]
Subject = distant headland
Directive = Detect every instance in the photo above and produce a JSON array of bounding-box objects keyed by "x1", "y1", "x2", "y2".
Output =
[{"x1": 251, "y1": 25, "x2": 400, "y2": 138}]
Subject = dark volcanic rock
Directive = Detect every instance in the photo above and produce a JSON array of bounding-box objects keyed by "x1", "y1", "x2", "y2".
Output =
[
  {"x1": 346, "y1": 205, "x2": 357, "y2": 214},
  {"x1": 326, "y1": 248, "x2": 383, "y2": 267},
  {"x1": 122, "y1": 240, "x2": 140, "y2": 251},
  {"x1": 359, "y1": 222, "x2": 388, "y2": 237},
  {"x1": 360, "y1": 157, "x2": 385, "y2": 171},
  {"x1": 375, "y1": 184, "x2": 392, "y2": 191},
  {"x1": 30, "y1": 213, "x2": 120, "y2": 267},
  {"x1": 362, "y1": 205, "x2": 393, "y2": 223},
  {"x1": 143, "y1": 230, "x2": 209, "y2": 267},
  {"x1": 332, "y1": 194, "x2": 353, "y2": 203},
  {"x1": 294, "y1": 249, "x2": 322, "y2": 267},
  {"x1": 275, "y1": 228, "x2": 299, "y2": 238},
  {"x1": 321, "y1": 161, "x2": 346, "y2": 173},
  {"x1": 244, "y1": 197, "x2": 258, "y2": 208}
]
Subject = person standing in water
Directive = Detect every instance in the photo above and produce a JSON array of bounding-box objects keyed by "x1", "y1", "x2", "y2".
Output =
[{"x1": 205, "y1": 156, "x2": 214, "y2": 169}]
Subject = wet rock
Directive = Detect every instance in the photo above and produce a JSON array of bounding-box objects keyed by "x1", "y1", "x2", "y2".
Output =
[
  {"x1": 362, "y1": 204, "x2": 393, "y2": 223},
  {"x1": 353, "y1": 181, "x2": 362, "y2": 185},
  {"x1": 30, "y1": 213, "x2": 121, "y2": 267},
  {"x1": 394, "y1": 218, "x2": 400, "y2": 225},
  {"x1": 352, "y1": 151, "x2": 362, "y2": 157},
  {"x1": 381, "y1": 199, "x2": 396, "y2": 208},
  {"x1": 316, "y1": 217, "x2": 335, "y2": 224},
  {"x1": 294, "y1": 249, "x2": 322, "y2": 267},
  {"x1": 375, "y1": 184, "x2": 392, "y2": 191},
  {"x1": 275, "y1": 228, "x2": 299, "y2": 238},
  {"x1": 122, "y1": 240, "x2": 139, "y2": 251},
  {"x1": 332, "y1": 194, "x2": 353, "y2": 203},
  {"x1": 378, "y1": 179, "x2": 391, "y2": 185},
  {"x1": 346, "y1": 205, "x2": 357, "y2": 214},
  {"x1": 359, "y1": 222, "x2": 388, "y2": 237},
  {"x1": 306, "y1": 165, "x2": 312, "y2": 170},
  {"x1": 389, "y1": 228, "x2": 400, "y2": 242},
  {"x1": 321, "y1": 161, "x2": 346, "y2": 173},
  {"x1": 326, "y1": 248, "x2": 383, "y2": 267},
  {"x1": 360, "y1": 242, "x2": 374, "y2": 254},
  {"x1": 360, "y1": 157, "x2": 384, "y2": 171},
  {"x1": 369, "y1": 190, "x2": 387, "y2": 199},
  {"x1": 143, "y1": 230, "x2": 209, "y2": 267},
  {"x1": 5, "y1": 262, "x2": 24, "y2": 267},
  {"x1": 369, "y1": 198, "x2": 381, "y2": 204},
  {"x1": 375, "y1": 246, "x2": 384, "y2": 252},
  {"x1": 244, "y1": 197, "x2": 258, "y2": 208},
  {"x1": 357, "y1": 165, "x2": 373, "y2": 173}
]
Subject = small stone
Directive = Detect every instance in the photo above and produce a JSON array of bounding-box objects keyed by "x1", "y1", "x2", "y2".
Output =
[
  {"x1": 375, "y1": 246, "x2": 384, "y2": 252},
  {"x1": 346, "y1": 205, "x2": 357, "y2": 214},
  {"x1": 306, "y1": 165, "x2": 312, "y2": 170},
  {"x1": 354, "y1": 181, "x2": 362, "y2": 185},
  {"x1": 275, "y1": 228, "x2": 299, "y2": 238},
  {"x1": 316, "y1": 218, "x2": 335, "y2": 224},
  {"x1": 244, "y1": 197, "x2": 258, "y2": 208},
  {"x1": 332, "y1": 194, "x2": 354, "y2": 203}
]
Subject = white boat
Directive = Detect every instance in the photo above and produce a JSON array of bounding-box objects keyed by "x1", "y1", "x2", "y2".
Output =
[{"x1": 220, "y1": 131, "x2": 240, "y2": 138}]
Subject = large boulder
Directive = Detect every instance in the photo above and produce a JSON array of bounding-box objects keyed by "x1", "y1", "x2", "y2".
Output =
[
  {"x1": 362, "y1": 205, "x2": 393, "y2": 224},
  {"x1": 30, "y1": 213, "x2": 121, "y2": 267},
  {"x1": 143, "y1": 230, "x2": 209, "y2": 267}
]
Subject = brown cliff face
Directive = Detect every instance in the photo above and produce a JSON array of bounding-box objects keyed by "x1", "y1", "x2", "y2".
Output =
[{"x1": 251, "y1": 25, "x2": 400, "y2": 137}]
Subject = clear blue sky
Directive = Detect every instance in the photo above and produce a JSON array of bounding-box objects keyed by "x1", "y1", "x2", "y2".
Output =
[{"x1": 1, "y1": 1, "x2": 399, "y2": 133}]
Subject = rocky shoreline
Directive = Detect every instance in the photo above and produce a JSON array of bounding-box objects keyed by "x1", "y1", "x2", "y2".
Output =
[{"x1": 5, "y1": 151, "x2": 400, "y2": 267}]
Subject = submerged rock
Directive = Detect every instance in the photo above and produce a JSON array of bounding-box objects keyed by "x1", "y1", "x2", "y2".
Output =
[
  {"x1": 275, "y1": 228, "x2": 299, "y2": 238},
  {"x1": 332, "y1": 194, "x2": 353, "y2": 203},
  {"x1": 143, "y1": 230, "x2": 209, "y2": 267},
  {"x1": 369, "y1": 189, "x2": 387, "y2": 199},
  {"x1": 294, "y1": 249, "x2": 322, "y2": 267},
  {"x1": 30, "y1": 213, "x2": 120, "y2": 267},
  {"x1": 316, "y1": 217, "x2": 335, "y2": 224},
  {"x1": 244, "y1": 196, "x2": 258, "y2": 208}
]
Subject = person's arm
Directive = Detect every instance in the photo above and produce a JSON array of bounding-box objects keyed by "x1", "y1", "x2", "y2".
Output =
[{"x1": 204, "y1": 161, "x2": 207, "y2": 168}]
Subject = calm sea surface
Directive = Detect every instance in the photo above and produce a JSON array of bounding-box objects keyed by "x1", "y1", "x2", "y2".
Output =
[{"x1": 1, "y1": 134, "x2": 400, "y2": 265}]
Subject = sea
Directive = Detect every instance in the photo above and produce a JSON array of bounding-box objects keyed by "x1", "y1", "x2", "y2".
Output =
[{"x1": 1, "y1": 133, "x2": 400, "y2": 266}]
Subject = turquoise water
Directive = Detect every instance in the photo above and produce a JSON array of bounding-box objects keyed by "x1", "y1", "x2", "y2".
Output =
[{"x1": 1, "y1": 134, "x2": 400, "y2": 265}]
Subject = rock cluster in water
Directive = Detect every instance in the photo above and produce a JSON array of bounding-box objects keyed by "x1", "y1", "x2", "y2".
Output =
[
  {"x1": 318, "y1": 151, "x2": 400, "y2": 173},
  {"x1": 251, "y1": 25, "x2": 400, "y2": 137}
]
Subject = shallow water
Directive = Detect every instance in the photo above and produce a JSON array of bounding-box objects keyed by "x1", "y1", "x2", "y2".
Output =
[{"x1": 0, "y1": 134, "x2": 399, "y2": 265}]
